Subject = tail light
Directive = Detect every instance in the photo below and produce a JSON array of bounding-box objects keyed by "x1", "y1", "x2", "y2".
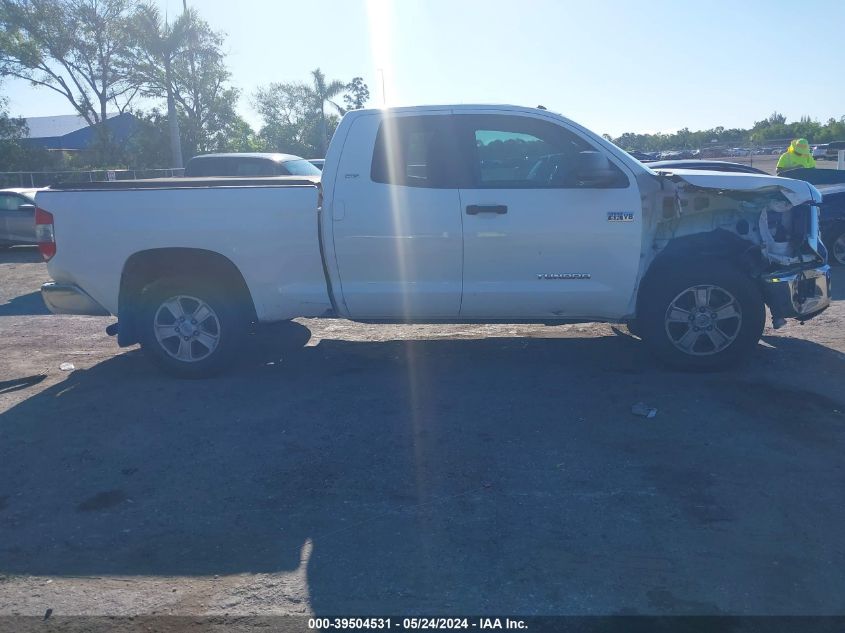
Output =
[{"x1": 35, "y1": 207, "x2": 56, "y2": 261}]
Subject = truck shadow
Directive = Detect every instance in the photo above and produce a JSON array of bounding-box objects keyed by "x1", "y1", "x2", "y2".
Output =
[
  {"x1": 0, "y1": 290, "x2": 50, "y2": 316},
  {"x1": 1, "y1": 332, "x2": 844, "y2": 614}
]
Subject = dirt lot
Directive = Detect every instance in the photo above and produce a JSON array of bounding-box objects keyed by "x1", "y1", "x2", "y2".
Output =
[{"x1": 1, "y1": 247, "x2": 844, "y2": 618}]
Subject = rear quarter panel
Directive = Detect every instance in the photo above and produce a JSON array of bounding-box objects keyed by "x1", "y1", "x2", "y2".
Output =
[{"x1": 36, "y1": 185, "x2": 331, "y2": 321}]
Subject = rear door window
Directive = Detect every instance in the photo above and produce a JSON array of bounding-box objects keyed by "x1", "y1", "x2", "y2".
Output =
[
  {"x1": 370, "y1": 116, "x2": 466, "y2": 188},
  {"x1": 0, "y1": 194, "x2": 21, "y2": 211},
  {"x1": 233, "y1": 159, "x2": 279, "y2": 177},
  {"x1": 185, "y1": 157, "x2": 233, "y2": 177}
]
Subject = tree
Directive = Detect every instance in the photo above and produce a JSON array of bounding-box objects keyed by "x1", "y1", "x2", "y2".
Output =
[
  {"x1": 167, "y1": 9, "x2": 243, "y2": 157},
  {"x1": 253, "y1": 81, "x2": 323, "y2": 157},
  {"x1": 306, "y1": 68, "x2": 346, "y2": 155},
  {"x1": 255, "y1": 70, "x2": 364, "y2": 158},
  {"x1": 125, "y1": 2, "x2": 188, "y2": 167},
  {"x1": 0, "y1": 93, "x2": 52, "y2": 172},
  {"x1": 0, "y1": 95, "x2": 28, "y2": 170},
  {"x1": 125, "y1": 3, "x2": 251, "y2": 161},
  {"x1": 0, "y1": 0, "x2": 138, "y2": 160},
  {"x1": 343, "y1": 76, "x2": 369, "y2": 111}
]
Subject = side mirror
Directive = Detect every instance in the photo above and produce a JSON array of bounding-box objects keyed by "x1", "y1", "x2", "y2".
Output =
[{"x1": 576, "y1": 151, "x2": 619, "y2": 187}]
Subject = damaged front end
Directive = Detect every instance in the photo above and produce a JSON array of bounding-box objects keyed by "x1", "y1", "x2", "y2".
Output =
[{"x1": 649, "y1": 170, "x2": 831, "y2": 327}]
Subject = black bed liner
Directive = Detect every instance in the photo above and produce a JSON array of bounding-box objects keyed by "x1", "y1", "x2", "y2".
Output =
[{"x1": 48, "y1": 176, "x2": 320, "y2": 191}]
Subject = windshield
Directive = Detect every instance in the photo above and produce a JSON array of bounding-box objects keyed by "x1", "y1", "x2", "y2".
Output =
[{"x1": 282, "y1": 159, "x2": 321, "y2": 176}]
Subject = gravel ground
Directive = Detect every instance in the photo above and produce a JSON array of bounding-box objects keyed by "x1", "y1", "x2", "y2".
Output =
[{"x1": 0, "y1": 246, "x2": 844, "y2": 619}]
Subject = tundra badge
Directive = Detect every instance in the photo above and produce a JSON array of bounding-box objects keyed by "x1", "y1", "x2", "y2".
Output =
[
  {"x1": 537, "y1": 273, "x2": 591, "y2": 280},
  {"x1": 608, "y1": 211, "x2": 634, "y2": 222}
]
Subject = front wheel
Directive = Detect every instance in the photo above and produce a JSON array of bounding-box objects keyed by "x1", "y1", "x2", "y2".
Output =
[
  {"x1": 139, "y1": 278, "x2": 247, "y2": 378},
  {"x1": 639, "y1": 263, "x2": 766, "y2": 370},
  {"x1": 829, "y1": 224, "x2": 845, "y2": 266}
]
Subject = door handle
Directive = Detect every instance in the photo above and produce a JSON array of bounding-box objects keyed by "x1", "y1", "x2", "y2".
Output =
[{"x1": 466, "y1": 204, "x2": 508, "y2": 215}]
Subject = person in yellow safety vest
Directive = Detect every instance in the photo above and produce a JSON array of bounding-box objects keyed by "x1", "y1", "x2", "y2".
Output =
[{"x1": 776, "y1": 138, "x2": 816, "y2": 174}]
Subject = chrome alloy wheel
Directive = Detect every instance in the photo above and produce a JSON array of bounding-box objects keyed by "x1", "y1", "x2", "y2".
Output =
[
  {"x1": 664, "y1": 284, "x2": 742, "y2": 356},
  {"x1": 833, "y1": 233, "x2": 845, "y2": 265},
  {"x1": 153, "y1": 295, "x2": 221, "y2": 362}
]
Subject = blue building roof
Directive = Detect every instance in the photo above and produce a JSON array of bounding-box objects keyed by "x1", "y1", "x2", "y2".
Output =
[{"x1": 23, "y1": 112, "x2": 136, "y2": 150}]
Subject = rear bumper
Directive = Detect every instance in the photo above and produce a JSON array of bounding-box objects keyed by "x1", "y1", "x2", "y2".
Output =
[
  {"x1": 761, "y1": 265, "x2": 831, "y2": 321},
  {"x1": 41, "y1": 282, "x2": 110, "y2": 316}
]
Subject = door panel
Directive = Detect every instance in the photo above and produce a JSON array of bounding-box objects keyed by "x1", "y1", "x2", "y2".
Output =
[
  {"x1": 456, "y1": 113, "x2": 642, "y2": 320},
  {"x1": 0, "y1": 194, "x2": 35, "y2": 244},
  {"x1": 330, "y1": 112, "x2": 464, "y2": 319}
]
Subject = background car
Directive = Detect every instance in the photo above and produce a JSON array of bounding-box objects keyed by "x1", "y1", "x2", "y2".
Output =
[
  {"x1": 812, "y1": 144, "x2": 828, "y2": 159},
  {"x1": 645, "y1": 159, "x2": 768, "y2": 174},
  {"x1": 824, "y1": 141, "x2": 845, "y2": 162},
  {"x1": 0, "y1": 188, "x2": 42, "y2": 249},
  {"x1": 775, "y1": 168, "x2": 845, "y2": 265},
  {"x1": 183, "y1": 153, "x2": 322, "y2": 178},
  {"x1": 816, "y1": 183, "x2": 845, "y2": 265},
  {"x1": 308, "y1": 159, "x2": 325, "y2": 170}
]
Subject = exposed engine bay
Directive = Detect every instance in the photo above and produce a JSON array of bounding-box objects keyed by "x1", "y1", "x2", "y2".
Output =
[{"x1": 641, "y1": 169, "x2": 830, "y2": 325}]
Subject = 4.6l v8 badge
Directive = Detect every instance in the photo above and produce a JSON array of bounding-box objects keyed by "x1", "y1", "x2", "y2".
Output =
[{"x1": 608, "y1": 211, "x2": 634, "y2": 222}]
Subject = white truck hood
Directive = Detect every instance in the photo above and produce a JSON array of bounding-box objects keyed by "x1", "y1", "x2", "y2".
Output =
[{"x1": 655, "y1": 169, "x2": 816, "y2": 206}]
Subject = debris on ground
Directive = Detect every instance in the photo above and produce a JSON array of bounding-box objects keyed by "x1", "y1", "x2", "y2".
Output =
[
  {"x1": 59, "y1": 362, "x2": 75, "y2": 371},
  {"x1": 631, "y1": 402, "x2": 657, "y2": 418}
]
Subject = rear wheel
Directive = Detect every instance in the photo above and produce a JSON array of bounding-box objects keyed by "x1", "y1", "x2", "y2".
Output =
[
  {"x1": 640, "y1": 263, "x2": 765, "y2": 370},
  {"x1": 140, "y1": 278, "x2": 247, "y2": 378},
  {"x1": 829, "y1": 224, "x2": 845, "y2": 266}
]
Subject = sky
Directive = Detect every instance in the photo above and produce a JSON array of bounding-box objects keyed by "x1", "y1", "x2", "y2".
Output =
[{"x1": 2, "y1": 0, "x2": 844, "y2": 137}]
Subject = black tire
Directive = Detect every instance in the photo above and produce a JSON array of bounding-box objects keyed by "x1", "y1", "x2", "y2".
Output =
[
  {"x1": 639, "y1": 262, "x2": 766, "y2": 370},
  {"x1": 625, "y1": 319, "x2": 643, "y2": 338},
  {"x1": 139, "y1": 277, "x2": 247, "y2": 378},
  {"x1": 827, "y1": 223, "x2": 845, "y2": 266}
]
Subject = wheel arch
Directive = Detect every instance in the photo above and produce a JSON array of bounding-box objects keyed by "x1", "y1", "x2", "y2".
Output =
[
  {"x1": 117, "y1": 247, "x2": 257, "y2": 347},
  {"x1": 636, "y1": 229, "x2": 762, "y2": 320}
]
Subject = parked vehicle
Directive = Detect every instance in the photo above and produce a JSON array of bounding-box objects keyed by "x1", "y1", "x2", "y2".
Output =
[
  {"x1": 0, "y1": 188, "x2": 43, "y2": 248},
  {"x1": 647, "y1": 160, "x2": 767, "y2": 175},
  {"x1": 35, "y1": 105, "x2": 830, "y2": 376},
  {"x1": 308, "y1": 159, "x2": 325, "y2": 170},
  {"x1": 817, "y1": 184, "x2": 845, "y2": 265},
  {"x1": 770, "y1": 168, "x2": 845, "y2": 266},
  {"x1": 812, "y1": 144, "x2": 828, "y2": 159},
  {"x1": 184, "y1": 153, "x2": 322, "y2": 177},
  {"x1": 824, "y1": 141, "x2": 845, "y2": 162},
  {"x1": 626, "y1": 150, "x2": 657, "y2": 162}
]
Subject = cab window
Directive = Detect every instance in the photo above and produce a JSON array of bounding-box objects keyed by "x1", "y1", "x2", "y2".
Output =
[
  {"x1": 459, "y1": 115, "x2": 628, "y2": 189},
  {"x1": 370, "y1": 116, "x2": 465, "y2": 188}
]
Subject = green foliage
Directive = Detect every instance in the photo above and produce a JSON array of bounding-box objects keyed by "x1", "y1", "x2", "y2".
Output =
[
  {"x1": 124, "y1": 2, "x2": 249, "y2": 164},
  {"x1": 612, "y1": 112, "x2": 845, "y2": 152},
  {"x1": 611, "y1": 126, "x2": 749, "y2": 152},
  {"x1": 254, "y1": 71, "x2": 369, "y2": 158},
  {"x1": 0, "y1": 0, "x2": 138, "y2": 163},
  {"x1": 749, "y1": 111, "x2": 845, "y2": 144},
  {"x1": 344, "y1": 77, "x2": 369, "y2": 111},
  {"x1": 0, "y1": 94, "x2": 52, "y2": 170}
]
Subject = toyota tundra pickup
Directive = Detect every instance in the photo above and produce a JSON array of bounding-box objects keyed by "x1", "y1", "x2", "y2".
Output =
[{"x1": 35, "y1": 105, "x2": 831, "y2": 376}]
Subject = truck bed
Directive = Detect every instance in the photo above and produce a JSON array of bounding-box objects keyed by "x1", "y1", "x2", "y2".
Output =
[
  {"x1": 37, "y1": 177, "x2": 331, "y2": 322},
  {"x1": 47, "y1": 176, "x2": 320, "y2": 191}
]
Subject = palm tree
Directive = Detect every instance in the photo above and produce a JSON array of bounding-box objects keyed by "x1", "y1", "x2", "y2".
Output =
[
  {"x1": 127, "y1": 3, "x2": 193, "y2": 168},
  {"x1": 306, "y1": 68, "x2": 346, "y2": 156}
]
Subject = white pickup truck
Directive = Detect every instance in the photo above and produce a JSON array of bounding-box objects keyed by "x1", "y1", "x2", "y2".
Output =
[{"x1": 36, "y1": 105, "x2": 831, "y2": 376}]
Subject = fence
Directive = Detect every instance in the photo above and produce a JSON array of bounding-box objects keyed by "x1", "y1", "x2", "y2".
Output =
[{"x1": 0, "y1": 168, "x2": 185, "y2": 189}]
